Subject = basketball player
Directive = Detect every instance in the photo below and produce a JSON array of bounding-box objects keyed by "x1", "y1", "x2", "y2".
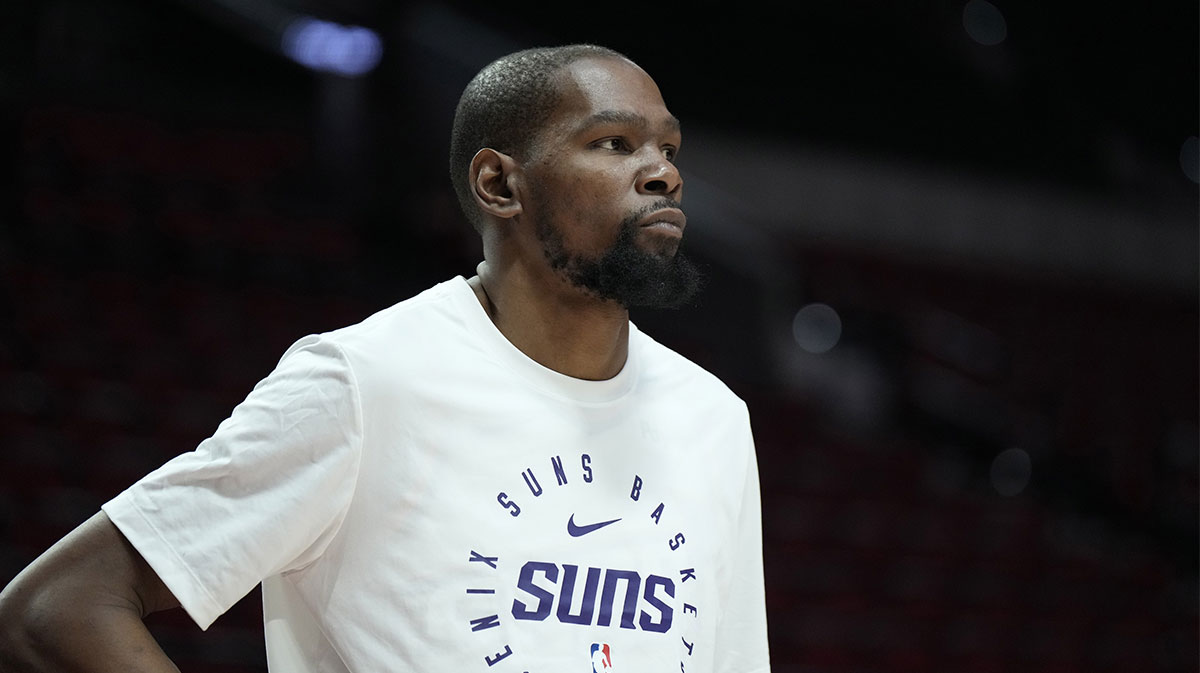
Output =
[{"x1": 0, "y1": 44, "x2": 770, "y2": 672}]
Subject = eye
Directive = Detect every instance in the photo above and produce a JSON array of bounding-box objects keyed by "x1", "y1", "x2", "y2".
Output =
[
  {"x1": 594, "y1": 137, "x2": 628, "y2": 152},
  {"x1": 663, "y1": 146, "x2": 678, "y2": 161}
]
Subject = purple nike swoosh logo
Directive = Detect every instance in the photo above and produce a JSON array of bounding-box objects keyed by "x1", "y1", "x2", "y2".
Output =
[{"x1": 567, "y1": 514, "x2": 622, "y2": 537}]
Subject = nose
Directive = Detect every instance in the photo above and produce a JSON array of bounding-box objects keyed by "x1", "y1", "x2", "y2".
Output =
[{"x1": 636, "y1": 151, "x2": 683, "y2": 199}]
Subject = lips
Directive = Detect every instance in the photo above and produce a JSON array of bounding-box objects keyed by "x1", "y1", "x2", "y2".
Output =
[{"x1": 637, "y1": 207, "x2": 687, "y2": 234}]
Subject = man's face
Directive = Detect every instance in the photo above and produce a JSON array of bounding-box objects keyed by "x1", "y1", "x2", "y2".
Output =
[{"x1": 521, "y1": 57, "x2": 701, "y2": 308}]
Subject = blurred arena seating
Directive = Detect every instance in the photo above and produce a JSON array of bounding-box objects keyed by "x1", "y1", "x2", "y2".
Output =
[
  {"x1": 2, "y1": 95, "x2": 1195, "y2": 672},
  {"x1": 2, "y1": 0, "x2": 1197, "y2": 668}
]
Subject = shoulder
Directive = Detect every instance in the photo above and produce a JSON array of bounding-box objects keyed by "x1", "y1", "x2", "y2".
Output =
[
  {"x1": 256, "y1": 279, "x2": 470, "y2": 394},
  {"x1": 332, "y1": 278, "x2": 464, "y2": 343},
  {"x1": 631, "y1": 326, "x2": 749, "y2": 419},
  {"x1": 289, "y1": 278, "x2": 466, "y2": 355}
]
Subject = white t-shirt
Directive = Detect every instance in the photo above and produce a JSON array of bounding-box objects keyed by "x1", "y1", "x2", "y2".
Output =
[{"x1": 103, "y1": 276, "x2": 770, "y2": 673}]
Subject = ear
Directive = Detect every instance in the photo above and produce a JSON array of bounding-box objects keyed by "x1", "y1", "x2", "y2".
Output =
[{"x1": 470, "y1": 148, "x2": 523, "y2": 220}]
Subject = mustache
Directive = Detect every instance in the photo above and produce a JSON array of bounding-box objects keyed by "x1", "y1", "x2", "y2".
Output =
[{"x1": 620, "y1": 198, "x2": 684, "y2": 229}]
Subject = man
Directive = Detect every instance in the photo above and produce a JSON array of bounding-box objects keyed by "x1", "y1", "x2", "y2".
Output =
[{"x1": 0, "y1": 44, "x2": 770, "y2": 672}]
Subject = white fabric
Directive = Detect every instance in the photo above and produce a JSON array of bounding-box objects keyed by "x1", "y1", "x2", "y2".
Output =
[{"x1": 103, "y1": 276, "x2": 770, "y2": 673}]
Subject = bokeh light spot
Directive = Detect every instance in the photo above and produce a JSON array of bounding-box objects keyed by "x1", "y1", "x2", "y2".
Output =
[
  {"x1": 963, "y1": 0, "x2": 1008, "y2": 46},
  {"x1": 1180, "y1": 136, "x2": 1199, "y2": 184},
  {"x1": 282, "y1": 17, "x2": 383, "y2": 77},
  {"x1": 792, "y1": 303, "x2": 843, "y2": 354},
  {"x1": 990, "y1": 447, "x2": 1031, "y2": 496}
]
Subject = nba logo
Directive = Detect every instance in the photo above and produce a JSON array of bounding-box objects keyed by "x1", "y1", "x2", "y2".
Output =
[{"x1": 590, "y1": 643, "x2": 613, "y2": 672}]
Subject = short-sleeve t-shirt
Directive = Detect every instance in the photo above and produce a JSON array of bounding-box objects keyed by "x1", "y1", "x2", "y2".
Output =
[{"x1": 103, "y1": 276, "x2": 770, "y2": 673}]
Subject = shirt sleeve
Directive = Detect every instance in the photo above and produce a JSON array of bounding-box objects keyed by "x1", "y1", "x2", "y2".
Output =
[
  {"x1": 102, "y1": 335, "x2": 363, "y2": 630},
  {"x1": 713, "y1": 421, "x2": 772, "y2": 673}
]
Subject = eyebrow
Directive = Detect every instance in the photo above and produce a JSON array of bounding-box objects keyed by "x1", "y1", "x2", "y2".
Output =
[{"x1": 576, "y1": 109, "x2": 682, "y2": 134}]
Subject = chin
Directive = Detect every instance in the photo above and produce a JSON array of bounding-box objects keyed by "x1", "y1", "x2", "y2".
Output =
[{"x1": 639, "y1": 240, "x2": 681, "y2": 259}]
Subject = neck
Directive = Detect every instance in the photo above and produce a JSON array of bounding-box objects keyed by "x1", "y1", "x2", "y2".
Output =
[{"x1": 467, "y1": 261, "x2": 630, "y2": 381}]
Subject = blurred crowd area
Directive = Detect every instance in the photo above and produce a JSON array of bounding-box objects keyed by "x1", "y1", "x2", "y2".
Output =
[{"x1": 1, "y1": 1, "x2": 1197, "y2": 672}]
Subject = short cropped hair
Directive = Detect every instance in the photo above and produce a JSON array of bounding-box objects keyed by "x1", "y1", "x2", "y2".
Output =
[{"x1": 449, "y1": 44, "x2": 629, "y2": 232}]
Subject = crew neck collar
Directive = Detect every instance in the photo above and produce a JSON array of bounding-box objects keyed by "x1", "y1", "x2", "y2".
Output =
[{"x1": 446, "y1": 276, "x2": 638, "y2": 404}]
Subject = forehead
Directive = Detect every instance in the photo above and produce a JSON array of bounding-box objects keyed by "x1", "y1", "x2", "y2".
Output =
[{"x1": 549, "y1": 57, "x2": 678, "y2": 133}]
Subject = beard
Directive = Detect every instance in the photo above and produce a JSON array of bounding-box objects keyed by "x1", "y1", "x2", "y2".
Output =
[{"x1": 535, "y1": 199, "x2": 703, "y2": 309}]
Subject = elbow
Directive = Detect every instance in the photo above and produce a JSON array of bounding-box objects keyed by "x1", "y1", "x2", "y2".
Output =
[
  {"x1": 0, "y1": 583, "x2": 35, "y2": 670},
  {"x1": 0, "y1": 578, "x2": 66, "y2": 671}
]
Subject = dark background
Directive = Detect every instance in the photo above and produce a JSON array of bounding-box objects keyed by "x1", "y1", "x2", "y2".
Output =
[{"x1": 1, "y1": 0, "x2": 1196, "y2": 671}]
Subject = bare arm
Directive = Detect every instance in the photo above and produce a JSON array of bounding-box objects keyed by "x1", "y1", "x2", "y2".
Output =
[{"x1": 0, "y1": 511, "x2": 182, "y2": 673}]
